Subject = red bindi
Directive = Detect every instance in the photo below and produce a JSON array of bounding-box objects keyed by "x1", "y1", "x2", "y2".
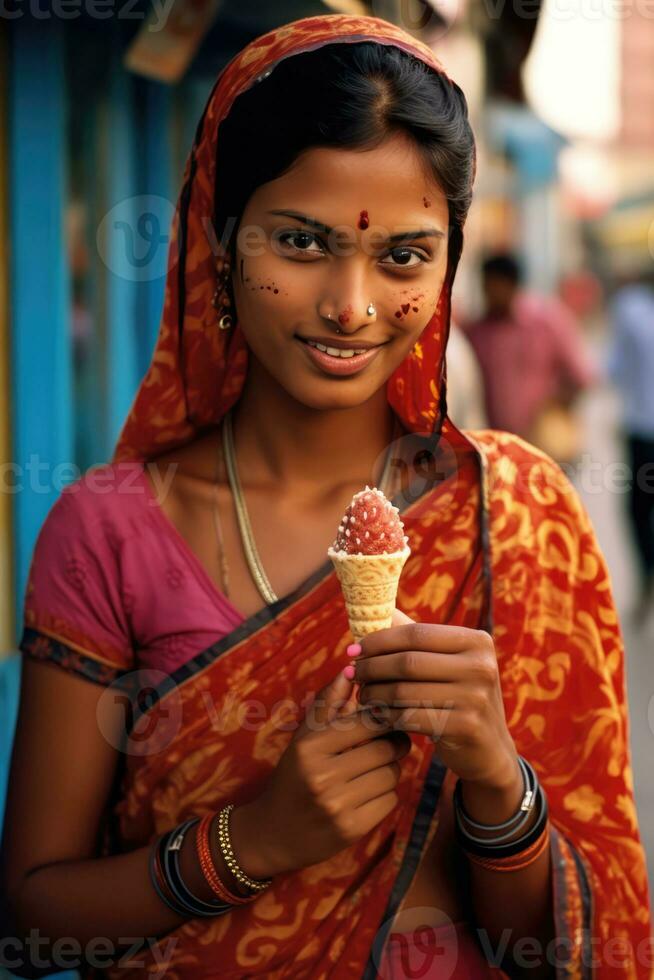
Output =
[{"x1": 358, "y1": 210, "x2": 370, "y2": 231}]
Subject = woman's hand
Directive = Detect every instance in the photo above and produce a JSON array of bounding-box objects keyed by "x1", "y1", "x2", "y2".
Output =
[
  {"x1": 353, "y1": 609, "x2": 520, "y2": 792},
  {"x1": 234, "y1": 668, "x2": 413, "y2": 879}
]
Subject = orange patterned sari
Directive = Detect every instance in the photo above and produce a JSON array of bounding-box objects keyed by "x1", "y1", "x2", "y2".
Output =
[{"x1": 103, "y1": 14, "x2": 652, "y2": 979}]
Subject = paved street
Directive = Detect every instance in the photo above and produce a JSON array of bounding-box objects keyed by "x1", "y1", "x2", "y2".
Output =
[{"x1": 576, "y1": 369, "x2": 654, "y2": 901}]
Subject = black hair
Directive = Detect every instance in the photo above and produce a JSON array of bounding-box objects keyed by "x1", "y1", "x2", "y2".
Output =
[
  {"x1": 213, "y1": 41, "x2": 476, "y2": 298},
  {"x1": 482, "y1": 253, "x2": 522, "y2": 284}
]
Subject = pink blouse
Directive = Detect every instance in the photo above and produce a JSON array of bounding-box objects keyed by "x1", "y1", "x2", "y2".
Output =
[{"x1": 20, "y1": 462, "x2": 246, "y2": 685}]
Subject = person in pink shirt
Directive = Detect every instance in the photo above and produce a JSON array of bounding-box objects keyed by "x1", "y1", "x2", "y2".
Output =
[{"x1": 465, "y1": 254, "x2": 596, "y2": 456}]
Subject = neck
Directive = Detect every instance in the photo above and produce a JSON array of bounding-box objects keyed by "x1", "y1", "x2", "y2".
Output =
[{"x1": 231, "y1": 360, "x2": 399, "y2": 497}]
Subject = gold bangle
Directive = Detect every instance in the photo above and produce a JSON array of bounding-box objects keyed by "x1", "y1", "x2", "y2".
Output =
[{"x1": 216, "y1": 804, "x2": 273, "y2": 893}]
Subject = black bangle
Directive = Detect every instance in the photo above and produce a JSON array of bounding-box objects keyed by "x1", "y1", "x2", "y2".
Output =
[
  {"x1": 456, "y1": 782, "x2": 549, "y2": 860},
  {"x1": 148, "y1": 836, "x2": 188, "y2": 918},
  {"x1": 158, "y1": 819, "x2": 235, "y2": 918}
]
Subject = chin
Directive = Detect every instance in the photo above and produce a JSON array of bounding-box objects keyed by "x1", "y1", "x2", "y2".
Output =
[{"x1": 286, "y1": 378, "x2": 382, "y2": 412}]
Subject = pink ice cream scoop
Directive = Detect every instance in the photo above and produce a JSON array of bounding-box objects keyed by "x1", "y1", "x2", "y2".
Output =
[
  {"x1": 328, "y1": 486, "x2": 411, "y2": 640},
  {"x1": 332, "y1": 486, "x2": 408, "y2": 555}
]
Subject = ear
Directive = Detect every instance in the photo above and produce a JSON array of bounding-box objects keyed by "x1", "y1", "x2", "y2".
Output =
[{"x1": 391, "y1": 607, "x2": 414, "y2": 627}]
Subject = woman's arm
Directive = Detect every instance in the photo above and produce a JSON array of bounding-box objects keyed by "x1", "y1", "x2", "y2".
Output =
[
  {"x1": 0, "y1": 659, "x2": 270, "y2": 979},
  {"x1": 460, "y1": 769, "x2": 555, "y2": 979}
]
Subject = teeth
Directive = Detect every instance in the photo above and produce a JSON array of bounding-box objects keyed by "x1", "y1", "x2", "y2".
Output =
[{"x1": 306, "y1": 340, "x2": 367, "y2": 358}]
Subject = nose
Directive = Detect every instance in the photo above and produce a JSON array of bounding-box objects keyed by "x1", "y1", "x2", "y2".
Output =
[{"x1": 317, "y1": 265, "x2": 376, "y2": 332}]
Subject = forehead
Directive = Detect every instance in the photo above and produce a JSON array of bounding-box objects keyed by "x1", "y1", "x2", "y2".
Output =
[{"x1": 250, "y1": 133, "x2": 449, "y2": 226}]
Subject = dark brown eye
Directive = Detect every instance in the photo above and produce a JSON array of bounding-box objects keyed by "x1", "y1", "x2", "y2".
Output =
[
  {"x1": 277, "y1": 230, "x2": 323, "y2": 254},
  {"x1": 382, "y1": 248, "x2": 425, "y2": 268}
]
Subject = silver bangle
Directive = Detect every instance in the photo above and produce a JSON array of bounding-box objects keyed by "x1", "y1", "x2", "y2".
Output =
[{"x1": 454, "y1": 757, "x2": 538, "y2": 845}]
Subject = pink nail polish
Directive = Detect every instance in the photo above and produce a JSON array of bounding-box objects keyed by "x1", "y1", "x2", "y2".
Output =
[
  {"x1": 342, "y1": 664, "x2": 356, "y2": 680},
  {"x1": 346, "y1": 643, "x2": 362, "y2": 658}
]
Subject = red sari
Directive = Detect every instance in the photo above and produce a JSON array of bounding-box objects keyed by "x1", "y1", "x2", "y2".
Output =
[{"x1": 36, "y1": 13, "x2": 652, "y2": 979}]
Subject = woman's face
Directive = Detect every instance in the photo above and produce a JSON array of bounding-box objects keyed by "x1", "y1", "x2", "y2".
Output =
[{"x1": 230, "y1": 131, "x2": 450, "y2": 411}]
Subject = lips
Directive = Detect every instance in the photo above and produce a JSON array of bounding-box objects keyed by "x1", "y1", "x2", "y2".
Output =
[{"x1": 296, "y1": 337, "x2": 384, "y2": 377}]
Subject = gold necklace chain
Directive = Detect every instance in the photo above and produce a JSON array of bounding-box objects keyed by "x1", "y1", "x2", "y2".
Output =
[{"x1": 217, "y1": 407, "x2": 398, "y2": 606}]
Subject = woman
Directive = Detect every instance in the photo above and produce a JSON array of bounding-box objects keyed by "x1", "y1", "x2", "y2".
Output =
[{"x1": 2, "y1": 15, "x2": 651, "y2": 980}]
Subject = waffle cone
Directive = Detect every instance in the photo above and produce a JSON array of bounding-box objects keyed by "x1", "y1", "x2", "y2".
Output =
[{"x1": 327, "y1": 545, "x2": 411, "y2": 641}]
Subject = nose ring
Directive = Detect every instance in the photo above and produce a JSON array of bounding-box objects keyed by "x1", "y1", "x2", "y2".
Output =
[{"x1": 326, "y1": 304, "x2": 376, "y2": 327}]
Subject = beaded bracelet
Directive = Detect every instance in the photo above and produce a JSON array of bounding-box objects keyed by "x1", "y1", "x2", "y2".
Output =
[{"x1": 215, "y1": 804, "x2": 273, "y2": 894}]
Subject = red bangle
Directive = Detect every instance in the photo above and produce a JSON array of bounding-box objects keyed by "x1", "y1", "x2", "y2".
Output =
[
  {"x1": 466, "y1": 822, "x2": 550, "y2": 873},
  {"x1": 195, "y1": 813, "x2": 254, "y2": 905}
]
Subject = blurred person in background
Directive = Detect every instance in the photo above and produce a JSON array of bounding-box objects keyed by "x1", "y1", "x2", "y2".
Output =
[
  {"x1": 465, "y1": 253, "x2": 597, "y2": 466},
  {"x1": 444, "y1": 322, "x2": 488, "y2": 430},
  {"x1": 607, "y1": 273, "x2": 654, "y2": 625}
]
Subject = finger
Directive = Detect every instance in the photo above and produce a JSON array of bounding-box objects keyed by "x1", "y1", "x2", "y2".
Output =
[
  {"x1": 336, "y1": 730, "x2": 412, "y2": 782},
  {"x1": 336, "y1": 681, "x2": 361, "y2": 717},
  {"x1": 320, "y1": 705, "x2": 396, "y2": 752},
  {"x1": 298, "y1": 668, "x2": 358, "y2": 736},
  {"x1": 358, "y1": 681, "x2": 459, "y2": 711},
  {"x1": 354, "y1": 650, "x2": 462, "y2": 686},
  {"x1": 342, "y1": 762, "x2": 402, "y2": 809},
  {"x1": 359, "y1": 621, "x2": 485, "y2": 660},
  {"x1": 375, "y1": 704, "x2": 461, "y2": 738}
]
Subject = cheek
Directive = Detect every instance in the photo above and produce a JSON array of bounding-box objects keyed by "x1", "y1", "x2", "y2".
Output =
[
  {"x1": 389, "y1": 259, "x2": 447, "y2": 324},
  {"x1": 236, "y1": 250, "x2": 322, "y2": 310},
  {"x1": 390, "y1": 284, "x2": 443, "y2": 325}
]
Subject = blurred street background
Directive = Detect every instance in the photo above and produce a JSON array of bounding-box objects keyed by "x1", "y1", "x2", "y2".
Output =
[{"x1": 0, "y1": 0, "x2": 653, "y2": 930}]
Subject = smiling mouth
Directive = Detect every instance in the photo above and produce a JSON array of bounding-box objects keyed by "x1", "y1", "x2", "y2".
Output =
[
  {"x1": 295, "y1": 336, "x2": 386, "y2": 376},
  {"x1": 295, "y1": 337, "x2": 386, "y2": 358}
]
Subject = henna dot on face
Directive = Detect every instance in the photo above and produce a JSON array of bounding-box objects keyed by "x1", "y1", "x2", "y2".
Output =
[
  {"x1": 423, "y1": 197, "x2": 431, "y2": 208},
  {"x1": 358, "y1": 210, "x2": 369, "y2": 230},
  {"x1": 394, "y1": 310, "x2": 403, "y2": 319},
  {"x1": 273, "y1": 288, "x2": 279, "y2": 294},
  {"x1": 401, "y1": 303, "x2": 410, "y2": 315},
  {"x1": 412, "y1": 306, "x2": 419, "y2": 312}
]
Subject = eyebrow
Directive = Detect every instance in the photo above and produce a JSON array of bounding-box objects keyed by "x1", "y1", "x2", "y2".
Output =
[{"x1": 267, "y1": 209, "x2": 445, "y2": 244}]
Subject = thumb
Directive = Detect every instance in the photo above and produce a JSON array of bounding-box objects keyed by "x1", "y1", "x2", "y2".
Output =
[
  {"x1": 298, "y1": 667, "x2": 354, "y2": 736},
  {"x1": 391, "y1": 606, "x2": 414, "y2": 627}
]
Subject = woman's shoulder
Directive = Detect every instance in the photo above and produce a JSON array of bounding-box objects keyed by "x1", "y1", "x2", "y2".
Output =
[
  {"x1": 39, "y1": 462, "x2": 154, "y2": 551},
  {"x1": 463, "y1": 427, "x2": 569, "y2": 483},
  {"x1": 463, "y1": 428, "x2": 591, "y2": 530},
  {"x1": 52, "y1": 461, "x2": 150, "y2": 530}
]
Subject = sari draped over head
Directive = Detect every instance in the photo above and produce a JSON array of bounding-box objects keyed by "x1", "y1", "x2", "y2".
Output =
[{"x1": 48, "y1": 13, "x2": 650, "y2": 980}]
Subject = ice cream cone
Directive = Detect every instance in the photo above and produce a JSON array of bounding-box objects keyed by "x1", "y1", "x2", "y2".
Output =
[{"x1": 327, "y1": 545, "x2": 411, "y2": 641}]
